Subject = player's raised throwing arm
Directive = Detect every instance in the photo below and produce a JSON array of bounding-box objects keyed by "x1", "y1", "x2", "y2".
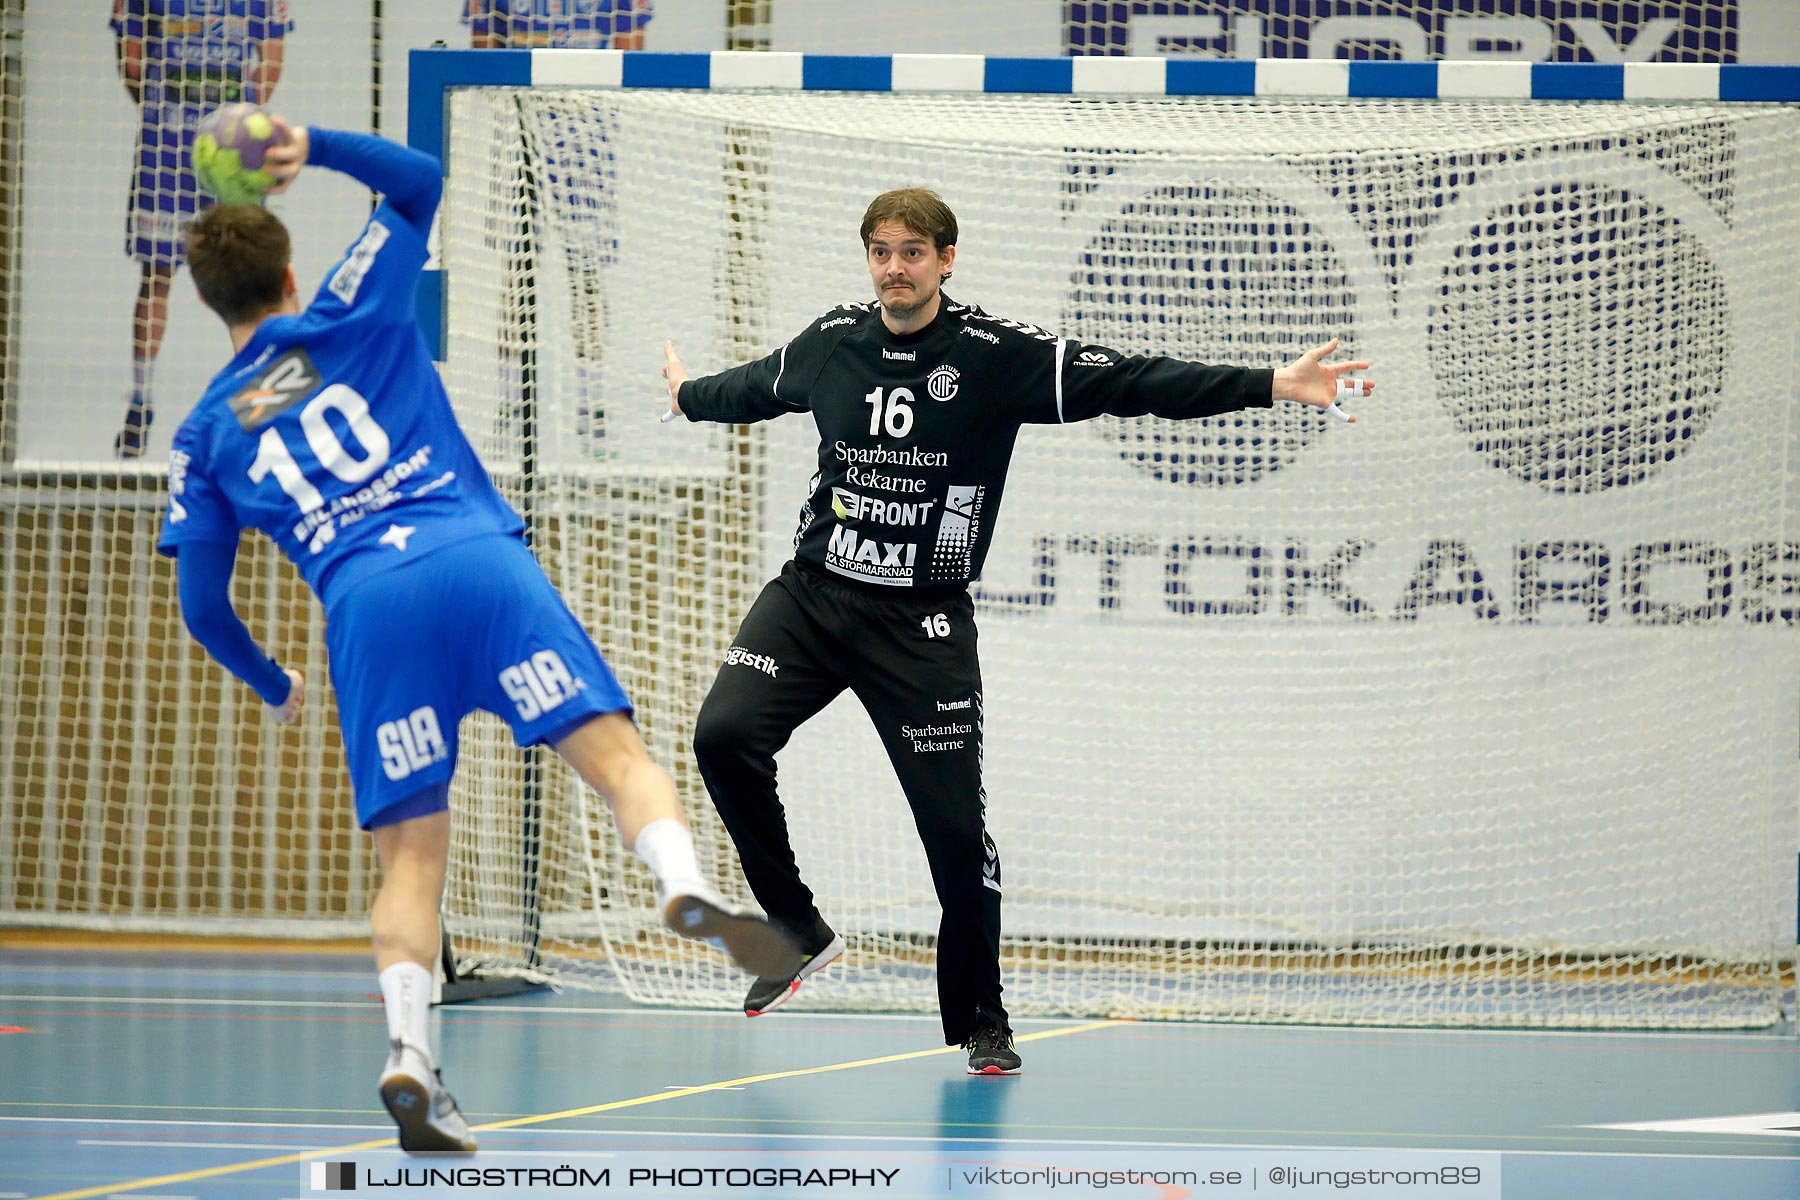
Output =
[{"x1": 263, "y1": 119, "x2": 442, "y2": 238}]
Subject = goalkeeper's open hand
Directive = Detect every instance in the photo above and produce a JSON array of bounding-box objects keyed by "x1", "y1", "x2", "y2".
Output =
[
  {"x1": 659, "y1": 340, "x2": 688, "y2": 423},
  {"x1": 266, "y1": 668, "x2": 305, "y2": 725},
  {"x1": 1273, "y1": 337, "x2": 1371, "y2": 422}
]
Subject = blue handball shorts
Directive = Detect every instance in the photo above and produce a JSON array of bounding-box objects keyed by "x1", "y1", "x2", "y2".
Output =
[
  {"x1": 126, "y1": 100, "x2": 211, "y2": 268},
  {"x1": 324, "y1": 533, "x2": 632, "y2": 829}
]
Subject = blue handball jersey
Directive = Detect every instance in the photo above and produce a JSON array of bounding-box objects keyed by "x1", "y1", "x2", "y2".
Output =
[
  {"x1": 157, "y1": 204, "x2": 524, "y2": 605},
  {"x1": 112, "y1": 0, "x2": 292, "y2": 106},
  {"x1": 462, "y1": 0, "x2": 653, "y2": 48}
]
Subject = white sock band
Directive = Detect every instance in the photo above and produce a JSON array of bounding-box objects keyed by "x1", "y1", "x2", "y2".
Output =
[
  {"x1": 634, "y1": 817, "x2": 702, "y2": 888},
  {"x1": 378, "y1": 961, "x2": 434, "y2": 1059}
]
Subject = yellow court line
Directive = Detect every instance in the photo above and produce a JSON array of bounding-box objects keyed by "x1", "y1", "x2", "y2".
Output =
[{"x1": 27, "y1": 1019, "x2": 1126, "y2": 1200}]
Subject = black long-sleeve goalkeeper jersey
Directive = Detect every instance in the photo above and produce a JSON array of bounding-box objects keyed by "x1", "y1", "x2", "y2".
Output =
[{"x1": 678, "y1": 295, "x2": 1274, "y2": 592}]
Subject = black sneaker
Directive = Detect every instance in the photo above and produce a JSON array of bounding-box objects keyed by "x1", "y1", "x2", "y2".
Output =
[
  {"x1": 965, "y1": 1020, "x2": 1021, "y2": 1076},
  {"x1": 114, "y1": 393, "x2": 153, "y2": 459},
  {"x1": 743, "y1": 930, "x2": 845, "y2": 1016}
]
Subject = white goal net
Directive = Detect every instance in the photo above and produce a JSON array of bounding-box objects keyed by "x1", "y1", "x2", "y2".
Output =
[{"x1": 431, "y1": 82, "x2": 1799, "y2": 1027}]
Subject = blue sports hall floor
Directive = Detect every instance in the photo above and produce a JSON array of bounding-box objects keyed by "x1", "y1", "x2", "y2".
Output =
[{"x1": 0, "y1": 939, "x2": 1796, "y2": 1200}]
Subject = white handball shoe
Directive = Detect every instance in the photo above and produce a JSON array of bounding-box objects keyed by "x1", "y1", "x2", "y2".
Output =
[
  {"x1": 655, "y1": 880, "x2": 804, "y2": 980},
  {"x1": 378, "y1": 1040, "x2": 478, "y2": 1154}
]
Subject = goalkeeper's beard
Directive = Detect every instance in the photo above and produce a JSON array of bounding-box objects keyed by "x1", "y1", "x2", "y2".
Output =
[{"x1": 877, "y1": 280, "x2": 937, "y2": 323}]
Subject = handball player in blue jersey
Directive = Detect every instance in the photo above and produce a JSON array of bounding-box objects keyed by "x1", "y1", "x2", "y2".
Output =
[
  {"x1": 158, "y1": 120, "x2": 798, "y2": 1153},
  {"x1": 111, "y1": 1, "x2": 292, "y2": 459},
  {"x1": 464, "y1": 0, "x2": 652, "y2": 50}
]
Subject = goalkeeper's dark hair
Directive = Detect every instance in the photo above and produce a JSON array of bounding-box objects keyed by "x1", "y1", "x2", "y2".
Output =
[
  {"x1": 185, "y1": 204, "x2": 292, "y2": 325},
  {"x1": 861, "y1": 188, "x2": 958, "y2": 279}
]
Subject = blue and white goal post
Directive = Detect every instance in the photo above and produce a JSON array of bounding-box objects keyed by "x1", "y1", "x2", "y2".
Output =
[{"x1": 411, "y1": 51, "x2": 1800, "y2": 1030}]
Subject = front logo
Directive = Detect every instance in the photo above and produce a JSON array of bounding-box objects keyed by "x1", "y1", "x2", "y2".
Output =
[
  {"x1": 881, "y1": 348, "x2": 917, "y2": 361},
  {"x1": 499, "y1": 650, "x2": 581, "y2": 721},
  {"x1": 831, "y1": 487, "x2": 938, "y2": 527},
  {"x1": 376, "y1": 707, "x2": 447, "y2": 781},
  {"x1": 927, "y1": 364, "x2": 960, "y2": 401}
]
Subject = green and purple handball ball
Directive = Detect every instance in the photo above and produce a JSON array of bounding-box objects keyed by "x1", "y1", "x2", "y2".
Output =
[{"x1": 193, "y1": 103, "x2": 288, "y2": 205}]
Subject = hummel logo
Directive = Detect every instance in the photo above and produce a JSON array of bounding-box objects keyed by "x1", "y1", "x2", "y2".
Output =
[
  {"x1": 974, "y1": 312, "x2": 1054, "y2": 342},
  {"x1": 882, "y1": 348, "x2": 916, "y2": 361}
]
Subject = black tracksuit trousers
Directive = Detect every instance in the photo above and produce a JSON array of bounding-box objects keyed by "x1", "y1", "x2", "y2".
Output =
[{"x1": 691, "y1": 560, "x2": 1005, "y2": 1046}]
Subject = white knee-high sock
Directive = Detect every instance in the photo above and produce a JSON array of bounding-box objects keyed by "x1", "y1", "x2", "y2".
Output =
[
  {"x1": 131, "y1": 355, "x2": 154, "y2": 399},
  {"x1": 378, "y1": 961, "x2": 434, "y2": 1063},
  {"x1": 634, "y1": 818, "x2": 705, "y2": 893}
]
